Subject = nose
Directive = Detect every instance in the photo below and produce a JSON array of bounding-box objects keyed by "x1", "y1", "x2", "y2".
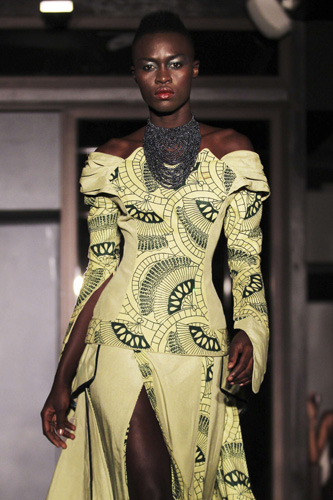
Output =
[{"x1": 155, "y1": 66, "x2": 172, "y2": 84}]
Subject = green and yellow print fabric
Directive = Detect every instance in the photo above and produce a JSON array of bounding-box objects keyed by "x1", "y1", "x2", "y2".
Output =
[
  {"x1": 133, "y1": 351, "x2": 255, "y2": 500},
  {"x1": 60, "y1": 196, "x2": 121, "y2": 356},
  {"x1": 63, "y1": 148, "x2": 269, "y2": 392}
]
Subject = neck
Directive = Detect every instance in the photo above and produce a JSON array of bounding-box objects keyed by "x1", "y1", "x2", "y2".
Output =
[
  {"x1": 143, "y1": 112, "x2": 201, "y2": 189},
  {"x1": 148, "y1": 103, "x2": 193, "y2": 129}
]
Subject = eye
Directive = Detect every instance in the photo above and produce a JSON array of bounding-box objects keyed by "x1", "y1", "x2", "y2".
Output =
[
  {"x1": 169, "y1": 61, "x2": 183, "y2": 69},
  {"x1": 142, "y1": 63, "x2": 156, "y2": 71}
]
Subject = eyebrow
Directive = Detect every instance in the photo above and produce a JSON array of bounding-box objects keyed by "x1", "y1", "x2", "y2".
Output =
[{"x1": 137, "y1": 53, "x2": 188, "y2": 63}]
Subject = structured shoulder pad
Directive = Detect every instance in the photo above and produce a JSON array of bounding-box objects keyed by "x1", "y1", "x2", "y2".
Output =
[
  {"x1": 221, "y1": 150, "x2": 270, "y2": 200},
  {"x1": 80, "y1": 152, "x2": 123, "y2": 197}
]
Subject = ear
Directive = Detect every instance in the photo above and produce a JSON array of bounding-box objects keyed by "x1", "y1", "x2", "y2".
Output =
[{"x1": 192, "y1": 60, "x2": 200, "y2": 79}]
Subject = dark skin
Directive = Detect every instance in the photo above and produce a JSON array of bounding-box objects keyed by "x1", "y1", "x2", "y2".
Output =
[
  {"x1": 41, "y1": 30, "x2": 254, "y2": 499},
  {"x1": 41, "y1": 275, "x2": 113, "y2": 448}
]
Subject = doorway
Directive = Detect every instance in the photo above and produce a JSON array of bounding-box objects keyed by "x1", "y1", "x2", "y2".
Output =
[{"x1": 61, "y1": 104, "x2": 287, "y2": 500}]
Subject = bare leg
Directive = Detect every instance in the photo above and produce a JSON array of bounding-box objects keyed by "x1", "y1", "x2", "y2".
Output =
[{"x1": 126, "y1": 386, "x2": 173, "y2": 500}]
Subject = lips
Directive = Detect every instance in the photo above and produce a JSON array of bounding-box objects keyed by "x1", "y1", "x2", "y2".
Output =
[{"x1": 155, "y1": 87, "x2": 174, "y2": 99}]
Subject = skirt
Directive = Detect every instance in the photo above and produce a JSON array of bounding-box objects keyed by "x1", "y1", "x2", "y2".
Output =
[{"x1": 46, "y1": 344, "x2": 255, "y2": 499}]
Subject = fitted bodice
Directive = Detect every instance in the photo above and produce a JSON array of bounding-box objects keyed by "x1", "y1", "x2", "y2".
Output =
[{"x1": 77, "y1": 148, "x2": 269, "y2": 360}]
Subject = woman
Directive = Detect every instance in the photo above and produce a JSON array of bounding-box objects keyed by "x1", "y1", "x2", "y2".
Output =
[{"x1": 42, "y1": 11, "x2": 270, "y2": 500}]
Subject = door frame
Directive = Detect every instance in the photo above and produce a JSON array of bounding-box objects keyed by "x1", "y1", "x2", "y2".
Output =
[{"x1": 60, "y1": 101, "x2": 291, "y2": 500}]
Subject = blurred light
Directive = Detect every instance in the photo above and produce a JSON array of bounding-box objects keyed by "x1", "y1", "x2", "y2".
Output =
[
  {"x1": 247, "y1": 0, "x2": 292, "y2": 39},
  {"x1": 106, "y1": 33, "x2": 135, "y2": 52},
  {"x1": 281, "y1": 0, "x2": 301, "y2": 9},
  {"x1": 39, "y1": 1, "x2": 74, "y2": 13},
  {"x1": 223, "y1": 275, "x2": 232, "y2": 297},
  {"x1": 73, "y1": 274, "x2": 83, "y2": 297}
]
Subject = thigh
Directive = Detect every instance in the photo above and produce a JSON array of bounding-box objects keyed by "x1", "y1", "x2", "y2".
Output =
[
  {"x1": 88, "y1": 346, "x2": 144, "y2": 497},
  {"x1": 126, "y1": 386, "x2": 173, "y2": 500}
]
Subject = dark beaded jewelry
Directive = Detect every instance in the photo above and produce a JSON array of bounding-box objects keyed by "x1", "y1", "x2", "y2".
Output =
[{"x1": 143, "y1": 116, "x2": 201, "y2": 189}]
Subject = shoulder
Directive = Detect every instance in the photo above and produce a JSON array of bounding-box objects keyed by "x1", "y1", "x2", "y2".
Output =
[
  {"x1": 199, "y1": 123, "x2": 254, "y2": 159},
  {"x1": 96, "y1": 127, "x2": 145, "y2": 158}
]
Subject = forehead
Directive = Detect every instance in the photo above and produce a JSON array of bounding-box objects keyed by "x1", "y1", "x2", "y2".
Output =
[{"x1": 132, "y1": 32, "x2": 194, "y2": 61}]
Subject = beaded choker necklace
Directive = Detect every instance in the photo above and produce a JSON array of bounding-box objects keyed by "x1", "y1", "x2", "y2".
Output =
[{"x1": 143, "y1": 116, "x2": 201, "y2": 189}]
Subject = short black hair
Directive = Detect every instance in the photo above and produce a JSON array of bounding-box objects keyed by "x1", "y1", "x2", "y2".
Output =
[{"x1": 132, "y1": 11, "x2": 195, "y2": 57}]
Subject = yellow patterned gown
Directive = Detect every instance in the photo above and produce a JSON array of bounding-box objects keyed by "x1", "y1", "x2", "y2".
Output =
[{"x1": 47, "y1": 148, "x2": 270, "y2": 500}]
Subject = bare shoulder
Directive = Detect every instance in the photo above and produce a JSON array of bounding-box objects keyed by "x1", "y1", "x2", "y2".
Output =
[
  {"x1": 96, "y1": 127, "x2": 145, "y2": 158},
  {"x1": 200, "y1": 123, "x2": 254, "y2": 159}
]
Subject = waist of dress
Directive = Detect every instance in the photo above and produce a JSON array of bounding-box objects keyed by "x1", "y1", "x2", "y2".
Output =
[{"x1": 85, "y1": 317, "x2": 229, "y2": 357}]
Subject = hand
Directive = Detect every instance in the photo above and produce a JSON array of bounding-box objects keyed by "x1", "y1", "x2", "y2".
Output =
[
  {"x1": 227, "y1": 330, "x2": 253, "y2": 387},
  {"x1": 41, "y1": 383, "x2": 76, "y2": 449}
]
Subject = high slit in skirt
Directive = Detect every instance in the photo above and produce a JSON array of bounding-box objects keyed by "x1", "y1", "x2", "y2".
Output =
[{"x1": 46, "y1": 344, "x2": 255, "y2": 500}]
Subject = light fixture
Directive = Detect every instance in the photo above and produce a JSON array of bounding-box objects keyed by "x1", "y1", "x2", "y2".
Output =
[
  {"x1": 246, "y1": 0, "x2": 293, "y2": 39},
  {"x1": 39, "y1": 1, "x2": 74, "y2": 13},
  {"x1": 39, "y1": 1, "x2": 74, "y2": 29}
]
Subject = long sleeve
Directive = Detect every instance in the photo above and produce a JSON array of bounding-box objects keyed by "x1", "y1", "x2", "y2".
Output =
[
  {"x1": 60, "y1": 194, "x2": 121, "y2": 354},
  {"x1": 223, "y1": 188, "x2": 269, "y2": 393}
]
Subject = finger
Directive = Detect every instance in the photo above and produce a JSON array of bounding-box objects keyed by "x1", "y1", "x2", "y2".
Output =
[
  {"x1": 228, "y1": 350, "x2": 253, "y2": 382},
  {"x1": 56, "y1": 413, "x2": 77, "y2": 444},
  {"x1": 233, "y1": 356, "x2": 253, "y2": 385},
  {"x1": 235, "y1": 374, "x2": 252, "y2": 385},
  {"x1": 234, "y1": 375, "x2": 251, "y2": 386},
  {"x1": 61, "y1": 429, "x2": 76, "y2": 440},
  {"x1": 232, "y1": 373, "x2": 252, "y2": 386},
  {"x1": 231, "y1": 358, "x2": 253, "y2": 385},
  {"x1": 60, "y1": 421, "x2": 76, "y2": 440},
  {"x1": 41, "y1": 407, "x2": 69, "y2": 447},
  {"x1": 65, "y1": 420, "x2": 76, "y2": 432},
  {"x1": 239, "y1": 379, "x2": 251, "y2": 387},
  {"x1": 48, "y1": 430, "x2": 68, "y2": 449},
  {"x1": 227, "y1": 344, "x2": 241, "y2": 370},
  {"x1": 55, "y1": 409, "x2": 69, "y2": 434},
  {"x1": 237, "y1": 356, "x2": 253, "y2": 382},
  {"x1": 42, "y1": 416, "x2": 67, "y2": 449},
  {"x1": 227, "y1": 352, "x2": 250, "y2": 381}
]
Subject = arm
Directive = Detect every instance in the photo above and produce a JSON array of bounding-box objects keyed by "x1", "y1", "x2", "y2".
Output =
[
  {"x1": 223, "y1": 189, "x2": 269, "y2": 392},
  {"x1": 307, "y1": 393, "x2": 333, "y2": 463},
  {"x1": 60, "y1": 195, "x2": 121, "y2": 354},
  {"x1": 317, "y1": 412, "x2": 333, "y2": 457},
  {"x1": 307, "y1": 393, "x2": 320, "y2": 463},
  {"x1": 41, "y1": 195, "x2": 121, "y2": 448},
  {"x1": 41, "y1": 276, "x2": 112, "y2": 448}
]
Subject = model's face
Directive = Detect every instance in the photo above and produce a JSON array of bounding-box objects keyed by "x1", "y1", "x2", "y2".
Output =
[{"x1": 132, "y1": 32, "x2": 199, "y2": 117}]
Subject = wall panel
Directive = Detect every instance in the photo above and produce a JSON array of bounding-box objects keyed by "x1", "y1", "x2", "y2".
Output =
[{"x1": 0, "y1": 112, "x2": 60, "y2": 210}]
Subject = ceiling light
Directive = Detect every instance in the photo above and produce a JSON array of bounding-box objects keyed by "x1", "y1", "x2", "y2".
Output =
[
  {"x1": 247, "y1": 0, "x2": 293, "y2": 39},
  {"x1": 39, "y1": 1, "x2": 74, "y2": 29},
  {"x1": 39, "y1": 1, "x2": 74, "y2": 14}
]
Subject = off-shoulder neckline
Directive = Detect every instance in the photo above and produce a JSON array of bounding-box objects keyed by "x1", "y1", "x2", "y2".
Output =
[{"x1": 87, "y1": 147, "x2": 259, "y2": 163}]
